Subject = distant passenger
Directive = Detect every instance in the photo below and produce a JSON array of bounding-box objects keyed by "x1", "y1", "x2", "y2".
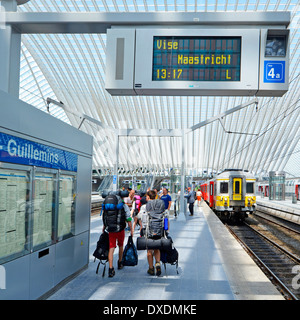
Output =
[
  {"x1": 125, "y1": 189, "x2": 135, "y2": 210},
  {"x1": 160, "y1": 187, "x2": 172, "y2": 214},
  {"x1": 196, "y1": 189, "x2": 202, "y2": 207},
  {"x1": 136, "y1": 194, "x2": 148, "y2": 237},
  {"x1": 153, "y1": 188, "x2": 159, "y2": 199},
  {"x1": 131, "y1": 193, "x2": 143, "y2": 232},
  {"x1": 185, "y1": 187, "x2": 196, "y2": 216}
]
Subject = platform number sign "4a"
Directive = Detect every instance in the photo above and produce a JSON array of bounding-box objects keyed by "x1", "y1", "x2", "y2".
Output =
[
  {"x1": 268, "y1": 68, "x2": 280, "y2": 79},
  {"x1": 264, "y1": 61, "x2": 285, "y2": 83}
]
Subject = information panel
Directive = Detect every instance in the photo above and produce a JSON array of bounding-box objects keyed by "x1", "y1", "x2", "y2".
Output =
[
  {"x1": 152, "y1": 36, "x2": 241, "y2": 82},
  {"x1": 58, "y1": 174, "x2": 75, "y2": 239},
  {"x1": 32, "y1": 172, "x2": 56, "y2": 249},
  {"x1": 0, "y1": 168, "x2": 29, "y2": 262},
  {"x1": 0, "y1": 132, "x2": 78, "y2": 172}
]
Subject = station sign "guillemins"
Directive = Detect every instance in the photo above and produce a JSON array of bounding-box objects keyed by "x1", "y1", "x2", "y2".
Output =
[{"x1": 0, "y1": 132, "x2": 77, "y2": 172}]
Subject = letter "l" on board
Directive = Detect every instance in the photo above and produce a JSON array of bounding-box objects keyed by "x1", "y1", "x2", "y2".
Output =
[{"x1": 226, "y1": 70, "x2": 231, "y2": 79}]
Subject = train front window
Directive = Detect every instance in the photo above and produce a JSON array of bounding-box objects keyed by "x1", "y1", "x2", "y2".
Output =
[
  {"x1": 246, "y1": 182, "x2": 254, "y2": 193},
  {"x1": 220, "y1": 182, "x2": 228, "y2": 193}
]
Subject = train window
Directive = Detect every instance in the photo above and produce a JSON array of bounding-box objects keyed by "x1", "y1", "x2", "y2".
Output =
[
  {"x1": 234, "y1": 181, "x2": 240, "y2": 193},
  {"x1": 220, "y1": 182, "x2": 228, "y2": 193},
  {"x1": 246, "y1": 182, "x2": 254, "y2": 193}
]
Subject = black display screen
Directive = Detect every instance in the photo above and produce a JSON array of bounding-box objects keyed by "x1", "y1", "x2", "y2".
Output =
[{"x1": 152, "y1": 36, "x2": 241, "y2": 81}]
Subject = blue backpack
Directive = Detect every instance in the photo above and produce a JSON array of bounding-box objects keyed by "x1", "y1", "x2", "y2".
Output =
[{"x1": 121, "y1": 236, "x2": 138, "y2": 266}]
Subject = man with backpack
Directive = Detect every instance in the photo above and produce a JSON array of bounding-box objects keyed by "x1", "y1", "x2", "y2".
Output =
[
  {"x1": 144, "y1": 190, "x2": 165, "y2": 276},
  {"x1": 102, "y1": 191, "x2": 133, "y2": 278}
]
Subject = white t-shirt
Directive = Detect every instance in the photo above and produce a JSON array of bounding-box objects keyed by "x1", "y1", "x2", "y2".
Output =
[{"x1": 137, "y1": 204, "x2": 147, "y2": 228}]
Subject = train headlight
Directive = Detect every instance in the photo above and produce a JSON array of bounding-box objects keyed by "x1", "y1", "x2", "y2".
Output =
[
  {"x1": 245, "y1": 196, "x2": 251, "y2": 207},
  {"x1": 223, "y1": 196, "x2": 229, "y2": 207}
]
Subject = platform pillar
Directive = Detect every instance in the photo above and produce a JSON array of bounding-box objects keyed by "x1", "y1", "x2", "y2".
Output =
[
  {"x1": 0, "y1": 0, "x2": 21, "y2": 97},
  {"x1": 180, "y1": 131, "x2": 186, "y2": 215}
]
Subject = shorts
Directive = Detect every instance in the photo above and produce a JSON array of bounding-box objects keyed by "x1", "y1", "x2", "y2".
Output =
[
  {"x1": 132, "y1": 208, "x2": 139, "y2": 218},
  {"x1": 109, "y1": 230, "x2": 125, "y2": 249},
  {"x1": 197, "y1": 196, "x2": 202, "y2": 201}
]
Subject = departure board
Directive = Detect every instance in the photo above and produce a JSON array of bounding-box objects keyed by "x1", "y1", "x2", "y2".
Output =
[
  {"x1": 58, "y1": 175, "x2": 75, "y2": 239},
  {"x1": 0, "y1": 169, "x2": 29, "y2": 261},
  {"x1": 152, "y1": 36, "x2": 241, "y2": 81},
  {"x1": 32, "y1": 172, "x2": 55, "y2": 249}
]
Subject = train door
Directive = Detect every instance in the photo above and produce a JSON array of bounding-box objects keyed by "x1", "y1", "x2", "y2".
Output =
[
  {"x1": 209, "y1": 181, "x2": 214, "y2": 207},
  {"x1": 265, "y1": 185, "x2": 269, "y2": 197},
  {"x1": 233, "y1": 178, "x2": 242, "y2": 201}
]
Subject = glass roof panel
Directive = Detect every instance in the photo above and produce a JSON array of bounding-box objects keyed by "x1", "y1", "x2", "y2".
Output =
[{"x1": 16, "y1": 0, "x2": 300, "y2": 177}]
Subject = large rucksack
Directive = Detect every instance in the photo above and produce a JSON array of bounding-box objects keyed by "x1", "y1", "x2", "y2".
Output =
[
  {"x1": 145, "y1": 199, "x2": 165, "y2": 239},
  {"x1": 102, "y1": 194, "x2": 126, "y2": 233},
  {"x1": 93, "y1": 231, "x2": 109, "y2": 277}
]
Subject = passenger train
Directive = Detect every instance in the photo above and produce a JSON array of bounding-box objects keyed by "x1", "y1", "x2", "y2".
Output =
[
  {"x1": 201, "y1": 169, "x2": 256, "y2": 222},
  {"x1": 257, "y1": 179, "x2": 300, "y2": 199}
]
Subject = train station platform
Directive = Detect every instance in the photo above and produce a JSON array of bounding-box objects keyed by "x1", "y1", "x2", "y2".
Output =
[
  {"x1": 256, "y1": 197, "x2": 300, "y2": 225},
  {"x1": 47, "y1": 203, "x2": 284, "y2": 300}
]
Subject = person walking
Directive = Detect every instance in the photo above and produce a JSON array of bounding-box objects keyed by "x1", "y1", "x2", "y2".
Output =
[
  {"x1": 196, "y1": 189, "x2": 202, "y2": 207},
  {"x1": 185, "y1": 187, "x2": 196, "y2": 216},
  {"x1": 144, "y1": 190, "x2": 165, "y2": 276},
  {"x1": 102, "y1": 191, "x2": 133, "y2": 278}
]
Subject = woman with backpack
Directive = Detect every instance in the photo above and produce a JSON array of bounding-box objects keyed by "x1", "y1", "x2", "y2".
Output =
[{"x1": 131, "y1": 193, "x2": 143, "y2": 232}]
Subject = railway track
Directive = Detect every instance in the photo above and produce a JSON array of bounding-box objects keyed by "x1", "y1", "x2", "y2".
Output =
[
  {"x1": 226, "y1": 222, "x2": 300, "y2": 300},
  {"x1": 254, "y1": 209, "x2": 300, "y2": 235}
]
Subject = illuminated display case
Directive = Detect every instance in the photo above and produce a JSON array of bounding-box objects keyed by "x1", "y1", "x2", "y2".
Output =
[
  {"x1": 152, "y1": 36, "x2": 241, "y2": 82},
  {"x1": 134, "y1": 28, "x2": 260, "y2": 96},
  {"x1": 58, "y1": 172, "x2": 76, "y2": 240},
  {"x1": 0, "y1": 165, "x2": 30, "y2": 263},
  {"x1": 32, "y1": 170, "x2": 57, "y2": 251}
]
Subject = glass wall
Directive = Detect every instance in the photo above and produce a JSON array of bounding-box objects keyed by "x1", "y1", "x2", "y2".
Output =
[
  {"x1": 0, "y1": 164, "x2": 77, "y2": 264},
  {"x1": 0, "y1": 166, "x2": 30, "y2": 263},
  {"x1": 269, "y1": 171, "x2": 285, "y2": 200},
  {"x1": 32, "y1": 170, "x2": 57, "y2": 251},
  {"x1": 58, "y1": 173, "x2": 76, "y2": 240}
]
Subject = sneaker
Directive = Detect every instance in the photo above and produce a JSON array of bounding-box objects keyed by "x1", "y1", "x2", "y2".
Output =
[
  {"x1": 147, "y1": 267, "x2": 155, "y2": 276},
  {"x1": 108, "y1": 267, "x2": 115, "y2": 278},
  {"x1": 155, "y1": 262, "x2": 161, "y2": 276},
  {"x1": 118, "y1": 260, "x2": 124, "y2": 270}
]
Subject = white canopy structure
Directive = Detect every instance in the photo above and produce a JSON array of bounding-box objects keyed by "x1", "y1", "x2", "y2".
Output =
[{"x1": 13, "y1": 0, "x2": 300, "y2": 178}]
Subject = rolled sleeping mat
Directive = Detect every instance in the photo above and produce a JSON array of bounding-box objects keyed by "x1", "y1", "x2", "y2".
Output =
[
  {"x1": 136, "y1": 237, "x2": 172, "y2": 251},
  {"x1": 145, "y1": 238, "x2": 163, "y2": 249},
  {"x1": 136, "y1": 237, "x2": 146, "y2": 250}
]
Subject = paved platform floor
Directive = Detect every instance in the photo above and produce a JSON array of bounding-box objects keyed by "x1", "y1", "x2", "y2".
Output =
[{"x1": 48, "y1": 204, "x2": 284, "y2": 300}]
